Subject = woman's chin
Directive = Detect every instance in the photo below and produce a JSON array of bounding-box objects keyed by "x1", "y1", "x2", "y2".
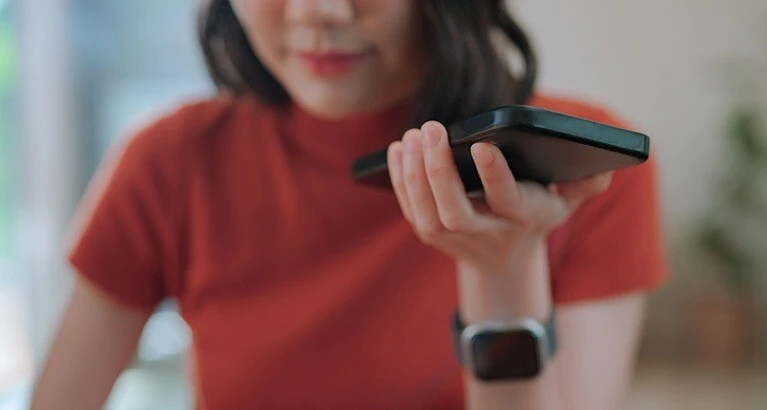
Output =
[
  {"x1": 294, "y1": 99, "x2": 366, "y2": 120},
  {"x1": 291, "y1": 89, "x2": 395, "y2": 121}
]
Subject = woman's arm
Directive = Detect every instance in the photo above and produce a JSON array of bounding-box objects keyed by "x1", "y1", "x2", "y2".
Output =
[
  {"x1": 458, "y1": 255, "x2": 645, "y2": 410},
  {"x1": 387, "y1": 120, "x2": 653, "y2": 410},
  {"x1": 30, "y1": 276, "x2": 152, "y2": 410},
  {"x1": 553, "y1": 292, "x2": 645, "y2": 409}
]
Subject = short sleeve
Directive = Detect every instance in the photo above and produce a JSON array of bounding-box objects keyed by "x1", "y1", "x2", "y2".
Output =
[
  {"x1": 66, "y1": 118, "x2": 182, "y2": 311},
  {"x1": 549, "y1": 110, "x2": 669, "y2": 304}
]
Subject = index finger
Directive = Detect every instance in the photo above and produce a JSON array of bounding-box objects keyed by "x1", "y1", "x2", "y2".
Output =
[
  {"x1": 421, "y1": 121, "x2": 476, "y2": 231},
  {"x1": 470, "y1": 142, "x2": 523, "y2": 221},
  {"x1": 387, "y1": 140, "x2": 414, "y2": 222}
]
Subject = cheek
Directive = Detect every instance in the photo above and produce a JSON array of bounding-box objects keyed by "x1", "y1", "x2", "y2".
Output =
[
  {"x1": 229, "y1": 0, "x2": 274, "y2": 26},
  {"x1": 230, "y1": 0, "x2": 284, "y2": 64}
]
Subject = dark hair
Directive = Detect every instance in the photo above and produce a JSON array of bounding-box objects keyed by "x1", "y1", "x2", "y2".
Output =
[{"x1": 197, "y1": 0, "x2": 537, "y2": 128}]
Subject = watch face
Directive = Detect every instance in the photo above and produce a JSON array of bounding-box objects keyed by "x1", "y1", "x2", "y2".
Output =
[{"x1": 470, "y1": 329, "x2": 541, "y2": 381}]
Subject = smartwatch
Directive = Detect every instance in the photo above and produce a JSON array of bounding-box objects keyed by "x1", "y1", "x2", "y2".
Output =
[{"x1": 452, "y1": 310, "x2": 557, "y2": 381}]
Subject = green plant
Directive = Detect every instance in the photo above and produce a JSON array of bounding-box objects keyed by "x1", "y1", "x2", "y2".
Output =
[
  {"x1": 0, "y1": 17, "x2": 15, "y2": 260},
  {"x1": 0, "y1": 20, "x2": 11, "y2": 83},
  {"x1": 693, "y1": 102, "x2": 767, "y2": 294}
]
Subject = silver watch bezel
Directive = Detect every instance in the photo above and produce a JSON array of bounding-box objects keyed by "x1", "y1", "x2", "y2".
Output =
[{"x1": 459, "y1": 318, "x2": 552, "y2": 380}]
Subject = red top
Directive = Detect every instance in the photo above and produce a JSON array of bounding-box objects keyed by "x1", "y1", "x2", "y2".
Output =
[{"x1": 68, "y1": 92, "x2": 668, "y2": 409}]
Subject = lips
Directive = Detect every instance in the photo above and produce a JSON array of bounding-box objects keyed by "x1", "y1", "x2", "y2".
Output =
[{"x1": 296, "y1": 51, "x2": 370, "y2": 77}]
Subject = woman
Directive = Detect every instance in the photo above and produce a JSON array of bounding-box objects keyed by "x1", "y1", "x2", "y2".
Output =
[{"x1": 31, "y1": 1, "x2": 667, "y2": 409}]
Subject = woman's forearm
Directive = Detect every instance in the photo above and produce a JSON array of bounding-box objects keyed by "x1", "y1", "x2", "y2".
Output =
[
  {"x1": 30, "y1": 278, "x2": 150, "y2": 410},
  {"x1": 456, "y1": 241, "x2": 562, "y2": 410}
]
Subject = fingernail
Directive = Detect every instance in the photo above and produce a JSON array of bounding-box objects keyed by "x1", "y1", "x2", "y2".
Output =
[
  {"x1": 470, "y1": 144, "x2": 495, "y2": 166},
  {"x1": 422, "y1": 124, "x2": 441, "y2": 148}
]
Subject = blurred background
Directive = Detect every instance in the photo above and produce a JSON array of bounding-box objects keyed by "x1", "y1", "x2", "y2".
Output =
[{"x1": 1, "y1": 0, "x2": 766, "y2": 409}]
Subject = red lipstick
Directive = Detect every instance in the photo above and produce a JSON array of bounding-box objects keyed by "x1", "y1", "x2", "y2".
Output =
[{"x1": 297, "y1": 51, "x2": 369, "y2": 77}]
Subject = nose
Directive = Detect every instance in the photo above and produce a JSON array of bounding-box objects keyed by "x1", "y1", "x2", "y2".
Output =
[{"x1": 285, "y1": 0, "x2": 356, "y2": 26}]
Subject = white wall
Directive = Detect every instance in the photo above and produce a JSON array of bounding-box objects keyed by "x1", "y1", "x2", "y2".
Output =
[
  {"x1": 515, "y1": 0, "x2": 767, "y2": 237},
  {"x1": 514, "y1": 0, "x2": 767, "y2": 357}
]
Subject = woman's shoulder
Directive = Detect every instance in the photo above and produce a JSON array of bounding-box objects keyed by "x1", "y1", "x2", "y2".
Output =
[
  {"x1": 105, "y1": 93, "x2": 279, "y2": 174},
  {"x1": 121, "y1": 93, "x2": 273, "y2": 151},
  {"x1": 531, "y1": 93, "x2": 668, "y2": 303}
]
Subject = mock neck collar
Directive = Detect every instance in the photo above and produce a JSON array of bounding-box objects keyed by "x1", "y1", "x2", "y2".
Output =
[{"x1": 282, "y1": 100, "x2": 410, "y2": 170}]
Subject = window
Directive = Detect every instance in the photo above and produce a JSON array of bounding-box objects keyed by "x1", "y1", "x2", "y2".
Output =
[
  {"x1": 71, "y1": 1, "x2": 211, "y2": 408},
  {"x1": 1, "y1": 1, "x2": 213, "y2": 408},
  {"x1": 0, "y1": 1, "x2": 33, "y2": 409},
  {"x1": 0, "y1": 3, "x2": 14, "y2": 260}
]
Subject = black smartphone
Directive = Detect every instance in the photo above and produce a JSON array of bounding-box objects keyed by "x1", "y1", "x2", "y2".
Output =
[{"x1": 351, "y1": 105, "x2": 650, "y2": 193}]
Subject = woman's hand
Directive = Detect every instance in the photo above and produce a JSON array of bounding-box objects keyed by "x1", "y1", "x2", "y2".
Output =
[{"x1": 387, "y1": 121, "x2": 613, "y2": 274}]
